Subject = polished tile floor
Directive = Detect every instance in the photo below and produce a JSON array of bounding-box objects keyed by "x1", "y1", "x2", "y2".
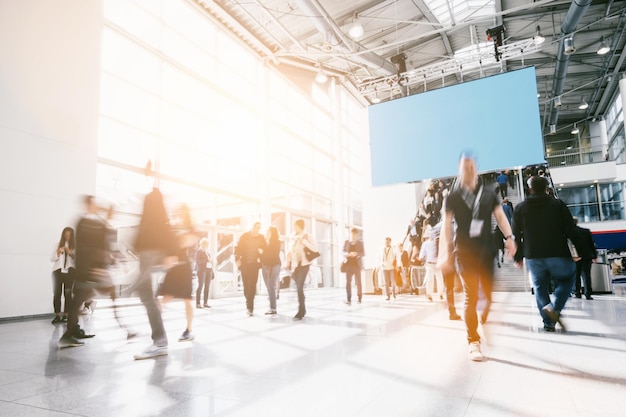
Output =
[{"x1": 1, "y1": 287, "x2": 625, "y2": 417}]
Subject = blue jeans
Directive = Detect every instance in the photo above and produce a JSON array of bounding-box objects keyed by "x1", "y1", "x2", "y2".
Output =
[
  {"x1": 262, "y1": 264, "x2": 280, "y2": 311},
  {"x1": 526, "y1": 257, "x2": 576, "y2": 327},
  {"x1": 344, "y1": 265, "x2": 362, "y2": 302},
  {"x1": 292, "y1": 264, "x2": 310, "y2": 317}
]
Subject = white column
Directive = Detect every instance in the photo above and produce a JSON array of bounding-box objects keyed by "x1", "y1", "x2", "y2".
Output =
[
  {"x1": 0, "y1": 0, "x2": 103, "y2": 318},
  {"x1": 589, "y1": 120, "x2": 609, "y2": 161}
]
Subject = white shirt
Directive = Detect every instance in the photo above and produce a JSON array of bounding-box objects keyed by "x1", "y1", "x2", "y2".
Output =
[
  {"x1": 419, "y1": 240, "x2": 438, "y2": 264},
  {"x1": 380, "y1": 245, "x2": 397, "y2": 270},
  {"x1": 51, "y1": 244, "x2": 75, "y2": 273}
]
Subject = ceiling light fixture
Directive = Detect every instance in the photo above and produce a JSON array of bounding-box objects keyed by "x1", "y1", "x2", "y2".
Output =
[
  {"x1": 597, "y1": 37, "x2": 610, "y2": 55},
  {"x1": 348, "y1": 12, "x2": 364, "y2": 39},
  {"x1": 563, "y1": 36, "x2": 576, "y2": 55},
  {"x1": 533, "y1": 26, "x2": 545, "y2": 45},
  {"x1": 578, "y1": 98, "x2": 588, "y2": 110},
  {"x1": 571, "y1": 124, "x2": 579, "y2": 135},
  {"x1": 315, "y1": 69, "x2": 328, "y2": 84},
  {"x1": 371, "y1": 95, "x2": 381, "y2": 104},
  {"x1": 549, "y1": 124, "x2": 557, "y2": 135},
  {"x1": 554, "y1": 96, "x2": 562, "y2": 108}
]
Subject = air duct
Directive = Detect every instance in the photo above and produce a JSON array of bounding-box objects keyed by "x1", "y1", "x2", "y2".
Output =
[
  {"x1": 547, "y1": 0, "x2": 593, "y2": 127},
  {"x1": 294, "y1": 0, "x2": 397, "y2": 76}
]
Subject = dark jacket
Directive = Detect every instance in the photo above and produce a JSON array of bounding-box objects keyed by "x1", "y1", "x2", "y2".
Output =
[
  {"x1": 235, "y1": 232, "x2": 266, "y2": 265},
  {"x1": 512, "y1": 194, "x2": 582, "y2": 262},
  {"x1": 576, "y1": 226, "x2": 598, "y2": 260},
  {"x1": 261, "y1": 238, "x2": 281, "y2": 267},
  {"x1": 75, "y1": 215, "x2": 110, "y2": 281},
  {"x1": 343, "y1": 239, "x2": 364, "y2": 269}
]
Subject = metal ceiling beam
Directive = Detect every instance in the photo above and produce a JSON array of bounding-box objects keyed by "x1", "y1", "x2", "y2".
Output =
[
  {"x1": 410, "y1": 0, "x2": 454, "y2": 56},
  {"x1": 547, "y1": 0, "x2": 593, "y2": 129}
]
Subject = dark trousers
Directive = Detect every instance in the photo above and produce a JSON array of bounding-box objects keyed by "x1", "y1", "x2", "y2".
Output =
[
  {"x1": 241, "y1": 263, "x2": 260, "y2": 312},
  {"x1": 64, "y1": 283, "x2": 95, "y2": 336},
  {"x1": 345, "y1": 266, "x2": 362, "y2": 302},
  {"x1": 575, "y1": 259, "x2": 593, "y2": 297},
  {"x1": 443, "y1": 268, "x2": 457, "y2": 314},
  {"x1": 53, "y1": 269, "x2": 75, "y2": 314},
  {"x1": 63, "y1": 282, "x2": 128, "y2": 338},
  {"x1": 456, "y1": 253, "x2": 494, "y2": 344},
  {"x1": 196, "y1": 267, "x2": 212, "y2": 305},
  {"x1": 498, "y1": 183, "x2": 508, "y2": 198},
  {"x1": 292, "y1": 264, "x2": 310, "y2": 317}
]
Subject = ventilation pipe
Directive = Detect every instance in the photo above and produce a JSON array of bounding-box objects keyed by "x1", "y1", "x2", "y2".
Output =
[
  {"x1": 294, "y1": 0, "x2": 398, "y2": 75},
  {"x1": 548, "y1": 0, "x2": 593, "y2": 127}
]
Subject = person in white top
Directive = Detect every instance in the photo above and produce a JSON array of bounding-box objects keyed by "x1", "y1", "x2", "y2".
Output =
[
  {"x1": 418, "y1": 228, "x2": 444, "y2": 301},
  {"x1": 286, "y1": 219, "x2": 318, "y2": 320},
  {"x1": 50, "y1": 227, "x2": 76, "y2": 324},
  {"x1": 380, "y1": 237, "x2": 398, "y2": 300}
]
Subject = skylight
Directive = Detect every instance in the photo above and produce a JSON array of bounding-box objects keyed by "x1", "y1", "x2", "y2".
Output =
[{"x1": 423, "y1": 0, "x2": 495, "y2": 26}]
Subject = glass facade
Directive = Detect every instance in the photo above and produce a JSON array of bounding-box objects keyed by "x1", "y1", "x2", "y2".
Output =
[
  {"x1": 559, "y1": 183, "x2": 626, "y2": 222},
  {"x1": 97, "y1": 0, "x2": 369, "y2": 293}
]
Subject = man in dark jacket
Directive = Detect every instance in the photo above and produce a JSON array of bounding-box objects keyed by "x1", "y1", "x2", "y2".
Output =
[
  {"x1": 572, "y1": 217, "x2": 598, "y2": 300},
  {"x1": 235, "y1": 222, "x2": 266, "y2": 316},
  {"x1": 513, "y1": 176, "x2": 582, "y2": 332}
]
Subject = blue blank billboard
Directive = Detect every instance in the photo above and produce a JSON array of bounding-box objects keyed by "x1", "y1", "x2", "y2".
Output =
[{"x1": 368, "y1": 67, "x2": 545, "y2": 186}]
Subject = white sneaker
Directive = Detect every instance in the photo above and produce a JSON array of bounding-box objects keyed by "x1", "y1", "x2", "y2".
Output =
[
  {"x1": 134, "y1": 344, "x2": 168, "y2": 360},
  {"x1": 468, "y1": 341, "x2": 483, "y2": 362}
]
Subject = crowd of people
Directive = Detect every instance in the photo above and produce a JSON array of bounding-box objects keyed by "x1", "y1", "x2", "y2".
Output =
[
  {"x1": 51, "y1": 189, "x2": 319, "y2": 359},
  {"x1": 50, "y1": 159, "x2": 594, "y2": 363}
]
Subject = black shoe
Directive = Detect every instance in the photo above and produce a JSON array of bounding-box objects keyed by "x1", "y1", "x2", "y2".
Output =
[
  {"x1": 449, "y1": 313, "x2": 462, "y2": 320},
  {"x1": 543, "y1": 325, "x2": 556, "y2": 332},
  {"x1": 73, "y1": 328, "x2": 95, "y2": 339},
  {"x1": 586, "y1": 295, "x2": 594, "y2": 300},
  {"x1": 575, "y1": 294, "x2": 582, "y2": 299},
  {"x1": 51, "y1": 316, "x2": 62, "y2": 324},
  {"x1": 61, "y1": 316, "x2": 68, "y2": 322}
]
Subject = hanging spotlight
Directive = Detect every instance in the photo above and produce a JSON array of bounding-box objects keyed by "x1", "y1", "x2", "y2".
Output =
[
  {"x1": 549, "y1": 124, "x2": 557, "y2": 135},
  {"x1": 597, "y1": 37, "x2": 610, "y2": 55},
  {"x1": 315, "y1": 70, "x2": 328, "y2": 84},
  {"x1": 578, "y1": 98, "x2": 588, "y2": 110},
  {"x1": 563, "y1": 36, "x2": 576, "y2": 55},
  {"x1": 371, "y1": 95, "x2": 381, "y2": 104},
  {"x1": 348, "y1": 12, "x2": 364, "y2": 39},
  {"x1": 533, "y1": 26, "x2": 545, "y2": 45},
  {"x1": 554, "y1": 96, "x2": 562, "y2": 108},
  {"x1": 571, "y1": 124, "x2": 579, "y2": 135}
]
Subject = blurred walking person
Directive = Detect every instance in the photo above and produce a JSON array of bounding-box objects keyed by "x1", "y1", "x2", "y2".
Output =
[
  {"x1": 418, "y1": 229, "x2": 444, "y2": 301},
  {"x1": 380, "y1": 237, "x2": 398, "y2": 300},
  {"x1": 513, "y1": 177, "x2": 582, "y2": 332},
  {"x1": 158, "y1": 204, "x2": 198, "y2": 342},
  {"x1": 195, "y1": 237, "x2": 213, "y2": 308},
  {"x1": 235, "y1": 222, "x2": 266, "y2": 316},
  {"x1": 438, "y1": 153, "x2": 516, "y2": 361},
  {"x1": 286, "y1": 219, "x2": 318, "y2": 320},
  {"x1": 132, "y1": 189, "x2": 178, "y2": 360},
  {"x1": 343, "y1": 228, "x2": 364, "y2": 305},
  {"x1": 261, "y1": 226, "x2": 281, "y2": 315}
]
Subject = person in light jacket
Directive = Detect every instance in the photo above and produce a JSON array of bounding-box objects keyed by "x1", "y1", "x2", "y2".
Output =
[
  {"x1": 286, "y1": 219, "x2": 318, "y2": 320},
  {"x1": 50, "y1": 227, "x2": 76, "y2": 324}
]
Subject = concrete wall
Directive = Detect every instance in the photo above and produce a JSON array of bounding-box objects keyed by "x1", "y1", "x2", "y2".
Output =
[{"x1": 0, "y1": 0, "x2": 103, "y2": 318}]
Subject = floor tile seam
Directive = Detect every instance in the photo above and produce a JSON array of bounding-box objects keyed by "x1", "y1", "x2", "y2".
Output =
[{"x1": 1, "y1": 399, "x2": 87, "y2": 416}]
